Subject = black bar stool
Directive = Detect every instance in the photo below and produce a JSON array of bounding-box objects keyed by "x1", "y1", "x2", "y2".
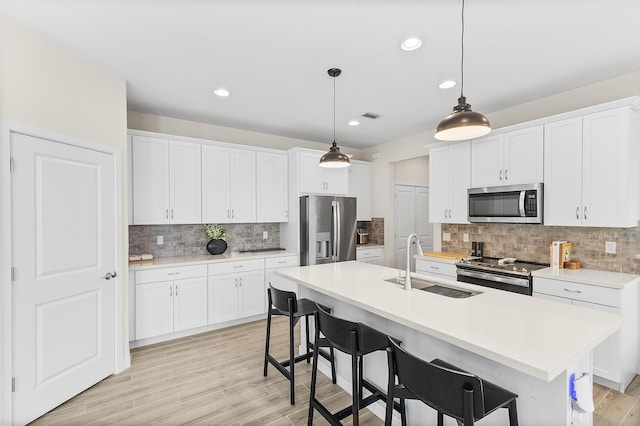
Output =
[
  {"x1": 308, "y1": 304, "x2": 406, "y2": 426},
  {"x1": 263, "y1": 284, "x2": 336, "y2": 405},
  {"x1": 385, "y1": 338, "x2": 518, "y2": 426}
]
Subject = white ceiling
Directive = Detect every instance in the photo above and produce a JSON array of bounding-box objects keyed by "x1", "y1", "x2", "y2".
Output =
[{"x1": 2, "y1": 0, "x2": 640, "y2": 149}]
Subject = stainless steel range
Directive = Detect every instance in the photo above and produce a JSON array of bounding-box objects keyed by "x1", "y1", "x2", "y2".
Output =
[{"x1": 455, "y1": 257, "x2": 547, "y2": 295}]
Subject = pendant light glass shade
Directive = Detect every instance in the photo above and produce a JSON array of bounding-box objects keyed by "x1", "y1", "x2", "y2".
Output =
[
  {"x1": 435, "y1": 0, "x2": 491, "y2": 141},
  {"x1": 435, "y1": 96, "x2": 491, "y2": 141},
  {"x1": 319, "y1": 68, "x2": 350, "y2": 168}
]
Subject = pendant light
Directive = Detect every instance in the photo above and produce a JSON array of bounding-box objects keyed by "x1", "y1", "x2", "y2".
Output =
[
  {"x1": 319, "y1": 68, "x2": 351, "y2": 168},
  {"x1": 435, "y1": 0, "x2": 491, "y2": 141}
]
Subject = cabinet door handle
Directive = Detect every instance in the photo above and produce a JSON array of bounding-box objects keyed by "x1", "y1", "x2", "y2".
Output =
[
  {"x1": 231, "y1": 209, "x2": 234, "y2": 219},
  {"x1": 171, "y1": 209, "x2": 174, "y2": 219},
  {"x1": 285, "y1": 209, "x2": 288, "y2": 219},
  {"x1": 235, "y1": 277, "x2": 238, "y2": 287},
  {"x1": 239, "y1": 277, "x2": 242, "y2": 287},
  {"x1": 168, "y1": 272, "x2": 180, "y2": 276},
  {"x1": 576, "y1": 206, "x2": 580, "y2": 220},
  {"x1": 499, "y1": 169, "x2": 502, "y2": 181},
  {"x1": 175, "y1": 284, "x2": 178, "y2": 296},
  {"x1": 233, "y1": 265, "x2": 243, "y2": 269},
  {"x1": 584, "y1": 206, "x2": 587, "y2": 220},
  {"x1": 444, "y1": 209, "x2": 448, "y2": 219},
  {"x1": 430, "y1": 266, "x2": 440, "y2": 270},
  {"x1": 165, "y1": 209, "x2": 169, "y2": 219},
  {"x1": 504, "y1": 169, "x2": 508, "y2": 181},
  {"x1": 169, "y1": 285, "x2": 173, "y2": 297},
  {"x1": 227, "y1": 209, "x2": 230, "y2": 219},
  {"x1": 277, "y1": 261, "x2": 287, "y2": 264},
  {"x1": 563, "y1": 288, "x2": 582, "y2": 294}
]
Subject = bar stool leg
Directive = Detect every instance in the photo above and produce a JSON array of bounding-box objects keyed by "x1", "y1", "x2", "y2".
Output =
[
  {"x1": 288, "y1": 311, "x2": 296, "y2": 405},
  {"x1": 350, "y1": 330, "x2": 360, "y2": 426},
  {"x1": 263, "y1": 290, "x2": 272, "y2": 377},
  {"x1": 508, "y1": 400, "x2": 518, "y2": 426},
  {"x1": 330, "y1": 346, "x2": 337, "y2": 384},
  {"x1": 305, "y1": 315, "x2": 311, "y2": 363},
  {"x1": 308, "y1": 322, "x2": 321, "y2": 426}
]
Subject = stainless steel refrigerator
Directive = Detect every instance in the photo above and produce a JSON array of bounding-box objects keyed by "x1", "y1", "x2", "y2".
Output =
[{"x1": 300, "y1": 195, "x2": 357, "y2": 266}]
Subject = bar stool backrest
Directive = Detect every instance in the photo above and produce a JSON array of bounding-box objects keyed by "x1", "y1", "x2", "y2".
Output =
[
  {"x1": 268, "y1": 284, "x2": 298, "y2": 315},
  {"x1": 315, "y1": 305, "x2": 390, "y2": 356},
  {"x1": 388, "y1": 339, "x2": 485, "y2": 422},
  {"x1": 315, "y1": 304, "x2": 359, "y2": 354}
]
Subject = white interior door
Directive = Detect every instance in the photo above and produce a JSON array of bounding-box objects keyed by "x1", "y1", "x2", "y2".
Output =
[
  {"x1": 11, "y1": 133, "x2": 116, "y2": 425},
  {"x1": 415, "y1": 187, "x2": 433, "y2": 253}
]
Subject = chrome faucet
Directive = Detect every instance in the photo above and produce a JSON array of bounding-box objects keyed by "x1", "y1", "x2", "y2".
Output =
[{"x1": 405, "y1": 233, "x2": 424, "y2": 291}]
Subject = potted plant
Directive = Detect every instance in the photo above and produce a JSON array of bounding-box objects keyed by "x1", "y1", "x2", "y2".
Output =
[{"x1": 204, "y1": 224, "x2": 228, "y2": 255}]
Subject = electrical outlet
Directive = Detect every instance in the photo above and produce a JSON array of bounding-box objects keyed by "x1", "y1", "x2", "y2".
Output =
[
  {"x1": 442, "y1": 232, "x2": 451, "y2": 242},
  {"x1": 605, "y1": 241, "x2": 616, "y2": 254},
  {"x1": 463, "y1": 233, "x2": 469, "y2": 243},
  {"x1": 157, "y1": 235, "x2": 163, "y2": 245},
  {"x1": 263, "y1": 231, "x2": 268, "y2": 239}
]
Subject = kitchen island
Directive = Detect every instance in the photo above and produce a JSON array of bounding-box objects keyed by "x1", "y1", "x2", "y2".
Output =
[{"x1": 274, "y1": 261, "x2": 623, "y2": 426}]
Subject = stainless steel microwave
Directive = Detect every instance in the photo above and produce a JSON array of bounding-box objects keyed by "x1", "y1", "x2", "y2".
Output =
[{"x1": 468, "y1": 183, "x2": 543, "y2": 224}]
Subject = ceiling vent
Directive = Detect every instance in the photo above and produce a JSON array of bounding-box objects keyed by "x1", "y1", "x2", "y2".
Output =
[{"x1": 362, "y1": 112, "x2": 381, "y2": 119}]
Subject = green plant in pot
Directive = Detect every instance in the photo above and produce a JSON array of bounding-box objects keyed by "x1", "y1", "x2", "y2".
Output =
[{"x1": 204, "y1": 224, "x2": 228, "y2": 255}]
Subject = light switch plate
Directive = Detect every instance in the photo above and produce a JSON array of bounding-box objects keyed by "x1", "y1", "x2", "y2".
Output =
[
  {"x1": 263, "y1": 231, "x2": 268, "y2": 239},
  {"x1": 463, "y1": 233, "x2": 469, "y2": 242},
  {"x1": 442, "y1": 232, "x2": 451, "y2": 242},
  {"x1": 605, "y1": 241, "x2": 616, "y2": 254},
  {"x1": 157, "y1": 235, "x2": 163, "y2": 245}
]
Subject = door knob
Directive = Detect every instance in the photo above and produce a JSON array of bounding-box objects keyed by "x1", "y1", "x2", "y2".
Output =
[{"x1": 104, "y1": 271, "x2": 117, "y2": 280}]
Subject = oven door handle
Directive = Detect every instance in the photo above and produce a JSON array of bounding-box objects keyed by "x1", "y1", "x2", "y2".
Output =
[{"x1": 456, "y1": 268, "x2": 530, "y2": 288}]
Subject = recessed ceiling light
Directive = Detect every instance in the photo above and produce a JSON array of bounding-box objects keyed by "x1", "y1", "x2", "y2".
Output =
[
  {"x1": 348, "y1": 120, "x2": 360, "y2": 126},
  {"x1": 214, "y1": 89, "x2": 230, "y2": 97},
  {"x1": 401, "y1": 37, "x2": 422, "y2": 51},
  {"x1": 438, "y1": 80, "x2": 457, "y2": 89}
]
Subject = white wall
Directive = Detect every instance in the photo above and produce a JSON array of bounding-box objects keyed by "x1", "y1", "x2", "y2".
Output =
[
  {"x1": 393, "y1": 156, "x2": 428, "y2": 186},
  {"x1": 0, "y1": 16, "x2": 128, "y2": 423},
  {"x1": 363, "y1": 70, "x2": 640, "y2": 265}
]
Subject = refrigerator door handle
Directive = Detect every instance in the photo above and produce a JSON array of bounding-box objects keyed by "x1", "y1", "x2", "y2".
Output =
[
  {"x1": 332, "y1": 200, "x2": 338, "y2": 261},
  {"x1": 336, "y1": 200, "x2": 341, "y2": 260}
]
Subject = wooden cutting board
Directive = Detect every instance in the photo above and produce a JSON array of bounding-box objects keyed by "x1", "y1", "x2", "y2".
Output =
[{"x1": 422, "y1": 252, "x2": 469, "y2": 261}]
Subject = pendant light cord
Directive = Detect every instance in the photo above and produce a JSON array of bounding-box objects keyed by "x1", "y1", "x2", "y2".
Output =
[
  {"x1": 333, "y1": 73, "x2": 336, "y2": 144},
  {"x1": 460, "y1": 0, "x2": 465, "y2": 99}
]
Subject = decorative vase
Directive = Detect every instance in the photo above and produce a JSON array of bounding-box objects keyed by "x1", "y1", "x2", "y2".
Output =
[{"x1": 206, "y1": 239, "x2": 227, "y2": 255}]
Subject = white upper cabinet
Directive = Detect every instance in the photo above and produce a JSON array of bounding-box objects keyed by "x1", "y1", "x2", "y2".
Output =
[
  {"x1": 202, "y1": 146, "x2": 256, "y2": 223},
  {"x1": 429, "y1": 141, "x2": 470, "y2": 223},
  {"x1": 348, "y1": 161, "x2": 372, "y2": 221},
  {"x1": 256, "y1": 151, "x2": 288, "y2": 222},
  {"x1": 230, "y1": 149, "x2": 257, "y2": 223},
  {"x1": 298, "y1": 151, "x2": 348, "y2": 195},
  {"x1": 132, "y1": 135, "x2": 201, "y2": 225},
  {"x1": 201, "y1": 145, "x2": 231, "y2": 223},
  {"x1": 471, "y1": 125, "x2": 543, "y2": 187},
  {"x1": 544, "y1": 106, "x2": 638, "y2": 227}
]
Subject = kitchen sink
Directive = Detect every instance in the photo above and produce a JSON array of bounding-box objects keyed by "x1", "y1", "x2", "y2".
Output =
[{"x1": 384, "y1": 276, "x2": 481, "y2": 299}]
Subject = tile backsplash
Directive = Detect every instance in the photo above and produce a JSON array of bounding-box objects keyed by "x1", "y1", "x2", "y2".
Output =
[
  {"x1": 357, "y1": 217, "x2": 385, "y2": 245},
  {"x1": 441, "y1": 223, "x2": 640, "y2": 274},
  {"x1": 129, "y1": 223, "x2": 281, "y2": 258}
]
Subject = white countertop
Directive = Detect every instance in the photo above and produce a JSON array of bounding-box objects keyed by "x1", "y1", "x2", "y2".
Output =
[
  {"x1": 275, "y1": 261, "x2": 623, "y2": 382},
  {"x1": 533, "y1": 267, "x2": 640, "y2": 290},
  {"x1": 129, "y1": 250, "x2": 298, "y2": 270}
]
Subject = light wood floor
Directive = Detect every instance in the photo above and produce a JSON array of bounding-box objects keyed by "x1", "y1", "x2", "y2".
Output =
[{"x1": 30, "y1": 318, "x2": 640, "y2": 425}]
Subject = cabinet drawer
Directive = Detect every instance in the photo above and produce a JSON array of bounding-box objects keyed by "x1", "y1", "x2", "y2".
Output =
[
  {"x1": 135, "y1": 264, "x2": 207, "y2": 284},
  {"x1": 533, "y1": 277, "x2": 620, "y2": 308},
  {"x1": 208, "y1": 259, "x2": 264, "y2": 275},
  {"x1": 415, "y1": 259, "x2": 457, "y2": 278},
  {"x1": 356, "y1": 247, "x2": 383, "y2": 260},
  {"x1": 265, "y1": 255, "x2": 298, "y2": 269}
]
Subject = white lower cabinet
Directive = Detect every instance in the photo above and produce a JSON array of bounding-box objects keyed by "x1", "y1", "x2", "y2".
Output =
[
  {"x1": 265, "y1": 255, "x2": 300, "y2": 294},
  {"x1": 533, "y1": 275, "x2": 638, "y2": 392},
  {"x1": 135, "y1": 265, "x2": 208, "y2": 340},
  {"x1": 356, "y1": 246, "x2": 383, "y2": 265},
  {"x1": 415, "y1": 257, "x2": 457, "y2": 280},
  {"x1": 208, "y1": 259, "x2": 265, "y2": 324}
]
